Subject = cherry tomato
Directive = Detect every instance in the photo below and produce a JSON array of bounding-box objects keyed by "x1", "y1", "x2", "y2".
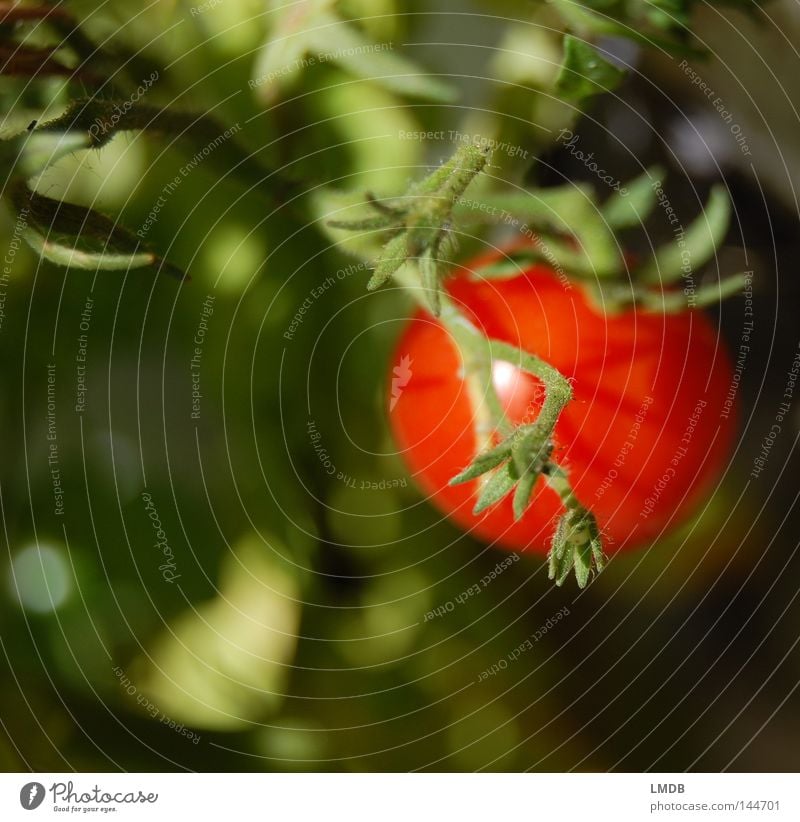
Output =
[{"x1": 388, "y1": 251, "x2": 736, "y2": 554}]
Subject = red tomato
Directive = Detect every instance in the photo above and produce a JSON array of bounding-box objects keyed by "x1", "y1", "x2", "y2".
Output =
[{"x1": 388, "y1": 251, "x2": 736, "y2": 554}]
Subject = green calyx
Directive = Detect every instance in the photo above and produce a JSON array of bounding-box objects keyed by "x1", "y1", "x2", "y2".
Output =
[
  {"x1": 548, "y1": 507, "x2": 607, "y2": 588},
  {"x1": 450, "y1": 427, "x2": 554, "y2": 520},
  {"x1": 328, "y1": 143, "x2": 491, "y2": 315}
]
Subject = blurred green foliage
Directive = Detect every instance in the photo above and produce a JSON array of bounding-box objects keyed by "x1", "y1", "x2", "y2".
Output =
[{"x1": 0, "y1": 0, "x2": 798, "y2": 774}]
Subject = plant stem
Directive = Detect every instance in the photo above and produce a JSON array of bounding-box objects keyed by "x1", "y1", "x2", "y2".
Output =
[
  {"x1": 544, "y1": 464, "x2": 582, "y2": 512},
  {"x1": 392, "y1": 262, "x2": 573, "y2": 468},
  {"x1": 485, "y1": 338, "x2": 573, "y2": 441}
]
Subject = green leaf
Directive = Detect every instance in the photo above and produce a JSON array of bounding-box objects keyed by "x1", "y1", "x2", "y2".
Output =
[
  {"x1": 252, "y1": 4, "x2": 455, "y2": 104},
  {"x1": 639, "y1": 185, "x2": 731, "y2": 284},
  {"x1": 637, "y1": 270, "x2": 751, "y2": 313},
  {"x1": 13, "y1": 184, "x2": 181, "y2": 276},
  {"x1": 454, "y1": 186, "x2": 623, "y2": 278},
  {"x1": 473, "y1": 249, "x2": 538, "y2": 280},
  {"x1": 306, "y1": 17, "x2": 456, "y2": 103},
  {"x1": 455, "y1": 186, "x2": 590, "y2": 233},
  {"x1": 555, "y1": 35, "x2": 625, "y2": 103},
  {"x1": 473, "y1": 463, "x2": 516, "y2": 514},
  {"x1": 647, "y1": 0, "x2": 691, "y2": 30},
  {"x1": 28, "y1": 99, "x2": 284, "y2": 203},
  {"x1": 580, "y1": 0, "x2": 623, "y2": 9},
  {"x1": 693, "y1": 271, "x2": 751, "y2": 308},
  {"x1": 23, "y1": 227, "x2": 156, "y2": 271},
  {"x1": 250, "y1": 0, "x2": 333, "y2": 103},
  {"x1": 552, "y1": 0, "x2": 706, "y2": 58},
  {"x1": 6, "y1": 130, "x2": 93, "y2": 179},
  {"x1": 602, "y1": 166, "x2": 664, "y2": 229}
]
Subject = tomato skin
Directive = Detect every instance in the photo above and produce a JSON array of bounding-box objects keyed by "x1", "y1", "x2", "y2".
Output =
[{"x1": 388, "y1": 255, "x2": 736, "y2": 555}]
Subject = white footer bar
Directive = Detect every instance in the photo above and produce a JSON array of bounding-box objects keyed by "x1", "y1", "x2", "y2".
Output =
[{"x1": 1, "y1": 773, "x2": 795, "y2": 821}]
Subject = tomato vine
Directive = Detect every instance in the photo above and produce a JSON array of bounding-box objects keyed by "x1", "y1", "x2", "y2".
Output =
[{"x1": 0, "y1": 0, "x2": 751, "y2": 586}]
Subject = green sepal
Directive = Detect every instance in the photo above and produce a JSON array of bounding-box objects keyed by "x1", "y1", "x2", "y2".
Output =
[
  {"x1": 512, "y1": 470, "x2": 538, "y2": 520},
  {"x1": 449, "y1": 442, "x2": 513, "y2": 485},
  {"x1": 473, "y1": 463, "x2": 517, "y2": 514},
  {"x1": 367, "y1": 232, "x2": 408, "y2": 289},
  {"x1": 548, "y1": 509, "x2": 606, "y2": 588},
  {"x1": 511, "y1": 428, "x2": 552, "y2": 479},
  {"x1": 327, "y1": 214, "x2": 395, "y2": 232}
]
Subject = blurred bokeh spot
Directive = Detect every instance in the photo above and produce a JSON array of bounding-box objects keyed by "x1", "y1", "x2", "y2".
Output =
[
  {"x1": 7, "y1": 542, "x2": 73, "y2": 614},
  {"x1": 132, "y1": 534, "x2": 301, "y2": 731}
]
